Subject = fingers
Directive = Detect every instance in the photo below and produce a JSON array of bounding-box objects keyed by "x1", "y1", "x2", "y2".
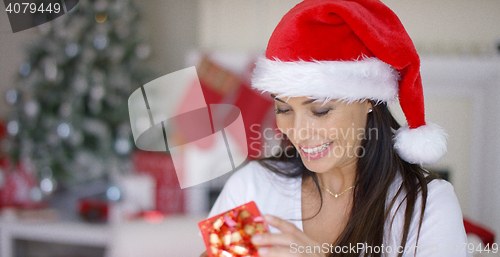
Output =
[
  {"x1": 251, "y1": 215, "x2": 300, "y2": 247},
  {"x1": 251, "y1": 214, "x2": 325, "y2": 256},
  {"x1": 264, "y1": 214, "x2": 301, "y2": 234},
  {"x1": 251, "y1": 231, "x2": 296, "y2": 247},
  {"x1": 199, "y1": 251, "x2": 207, "y2": 257},
  {"x1": 260, "y1": 214, "x2": 315, "y2": 245}
]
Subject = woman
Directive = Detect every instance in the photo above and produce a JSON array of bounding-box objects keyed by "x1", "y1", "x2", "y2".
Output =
[{"x1": 202, "y1": 0, "x2": 468, "y2": 256}]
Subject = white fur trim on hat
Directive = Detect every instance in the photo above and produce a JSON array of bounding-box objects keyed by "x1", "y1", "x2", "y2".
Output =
[
  {"x1": 251, "y1": 56, "x2": 400, "y2": 103},
  {"x1": 393, "y1": 122, "x2": 448, "y2": 165}
]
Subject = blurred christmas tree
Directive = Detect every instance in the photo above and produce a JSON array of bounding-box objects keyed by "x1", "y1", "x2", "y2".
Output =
[{"x1": 4, "y1": 0, "x2": 154, "y2": 186}]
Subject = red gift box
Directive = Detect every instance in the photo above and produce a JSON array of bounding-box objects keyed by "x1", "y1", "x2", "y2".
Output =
[{"x1": 198, "y1": 201, "x2": 268, "y2": 257}]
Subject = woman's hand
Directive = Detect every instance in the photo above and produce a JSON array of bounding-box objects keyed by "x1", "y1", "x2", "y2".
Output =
[
  {"x1": 251, "y1": 214, "x2": 326, "y2": 257},
  {"x1": 199, "y1": 251, "x2": 207, "y2": 257}
]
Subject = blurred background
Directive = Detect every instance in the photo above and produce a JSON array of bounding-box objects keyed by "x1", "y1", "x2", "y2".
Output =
[{"x1": 0, "y1": 0, "x2": 499, "y2": 256}]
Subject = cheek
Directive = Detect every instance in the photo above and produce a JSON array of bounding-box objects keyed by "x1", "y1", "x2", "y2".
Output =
[
  {"x1": 275, "y1": 115, "x2": 291, "y2": 134},
  {"x1": 346, "y1": 112, "x2": 368, "y2": 141},
  {"x1": 325, "y1": 113, "x2": 367, "y2": 142}
]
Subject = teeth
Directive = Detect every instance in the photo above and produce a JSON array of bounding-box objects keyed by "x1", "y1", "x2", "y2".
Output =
[{"x1": 301, "y1": 142, "x2": 332, "y2": 154}]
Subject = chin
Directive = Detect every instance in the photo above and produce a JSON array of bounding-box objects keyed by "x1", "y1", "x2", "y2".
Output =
[{"x1": 300, "y1": 157, "x2": 339, "y2": 174}]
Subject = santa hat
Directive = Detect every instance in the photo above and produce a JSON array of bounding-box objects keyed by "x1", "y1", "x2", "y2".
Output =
[{"x1": 251, "y1": 0, "x2": 447, "y2": 165}]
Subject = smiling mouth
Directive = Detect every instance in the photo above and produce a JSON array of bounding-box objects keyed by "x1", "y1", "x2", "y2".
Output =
[{"x1": 299, "y1": 142, "x2": 333, "y2": 154}]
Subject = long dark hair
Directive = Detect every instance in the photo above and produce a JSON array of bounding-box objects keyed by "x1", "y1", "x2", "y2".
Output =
[{"x1": 258, "y1": 101, "x2": 439, "y2": 257}]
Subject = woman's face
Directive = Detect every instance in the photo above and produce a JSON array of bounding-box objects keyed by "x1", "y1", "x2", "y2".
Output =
[{"x1": 273, "y1": 95, "x2": 372, "y2": 173}]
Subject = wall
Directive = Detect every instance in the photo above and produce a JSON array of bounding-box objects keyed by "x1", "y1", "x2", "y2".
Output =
[
  {"x1": 139, "y1": 0, "x2": 198, "y2": 74},
  {"x1": 383, "y1": 0, "x2": 500, "y2": 55},
  {"x1": 199, "y1": 0, "x2": 500, "y2": 55},
  {"x1": 199, "y1": 0, "x2": 301, "y2": 52}
]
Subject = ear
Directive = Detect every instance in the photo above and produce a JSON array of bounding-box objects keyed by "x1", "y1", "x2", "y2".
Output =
[{"x1": 365, "y1": 100, "x2": 374, "y2": 113}]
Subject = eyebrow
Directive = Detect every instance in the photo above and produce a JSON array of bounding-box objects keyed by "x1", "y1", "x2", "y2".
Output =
[{"x1": 271, "y1": 94, "x2": 317, "y2": 105}]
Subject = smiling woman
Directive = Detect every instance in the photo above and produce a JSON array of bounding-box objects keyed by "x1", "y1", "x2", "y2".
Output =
[
  {"x1": 203, "y1": 0, "x2": 468, "y2": 257},
  {"x1": 272, "y1": 96, "x2": 371, "y2": 169}
]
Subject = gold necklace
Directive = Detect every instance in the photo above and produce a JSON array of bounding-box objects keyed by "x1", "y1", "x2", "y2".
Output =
[{"x1": 319, "y1": 184, "x2": 355, "y2": 198}]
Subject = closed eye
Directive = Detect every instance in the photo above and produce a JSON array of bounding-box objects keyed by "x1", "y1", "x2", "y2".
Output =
[
  {"x1": 275, "y1": 108, "x2": 290, "y2": 114},
  {"x1": 313, "y1": 108, "x2": 332, "y2": 117}
]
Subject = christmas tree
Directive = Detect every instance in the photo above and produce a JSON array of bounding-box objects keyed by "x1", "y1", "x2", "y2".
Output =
[{"x1": 4, "y1": 0, "x2": 154, "y2": 186}]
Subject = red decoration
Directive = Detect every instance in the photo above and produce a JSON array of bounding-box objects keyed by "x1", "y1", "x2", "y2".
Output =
[
  {"x1": 464, "y1": 218, "x2": 495, "y2": 247},
  {"x1": 199, "y1": 201, "x2": 268, "y2": 257},
  {"x1": 77, "y1": 197, "x2": 109, "y2": 222},
  {"x1": 132, "y1": 151, "x2": 185, "y2": 214},
  {"x1": 0, "y1": 120, "x2": 9, "y2": 170},
  {"x1": 0, "y1": 162, "x2": 45, "y2": 209},
  {"x1": 232, "y1": 84, "x2": 274, "y2": 159},
  {"x1": 196, "y1": 56, "x2": 276, "y2": 159},
  {"x1": 197, "y1": 56, "x2": 241, "y2": 97}
]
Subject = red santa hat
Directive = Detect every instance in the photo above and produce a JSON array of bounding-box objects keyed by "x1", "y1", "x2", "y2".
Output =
[{"x1": 251, "y1": 0, "x2": 447, "y2": 165}]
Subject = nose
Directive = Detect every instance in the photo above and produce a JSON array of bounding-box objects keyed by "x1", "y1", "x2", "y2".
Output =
[{"x1": 290, "y1": 113, "x2": 312, "y2": 142}]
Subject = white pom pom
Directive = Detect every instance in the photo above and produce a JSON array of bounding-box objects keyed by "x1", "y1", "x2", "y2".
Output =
[{"x1": 394, "y1": 122, "x2": 448, "y2": 165}]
